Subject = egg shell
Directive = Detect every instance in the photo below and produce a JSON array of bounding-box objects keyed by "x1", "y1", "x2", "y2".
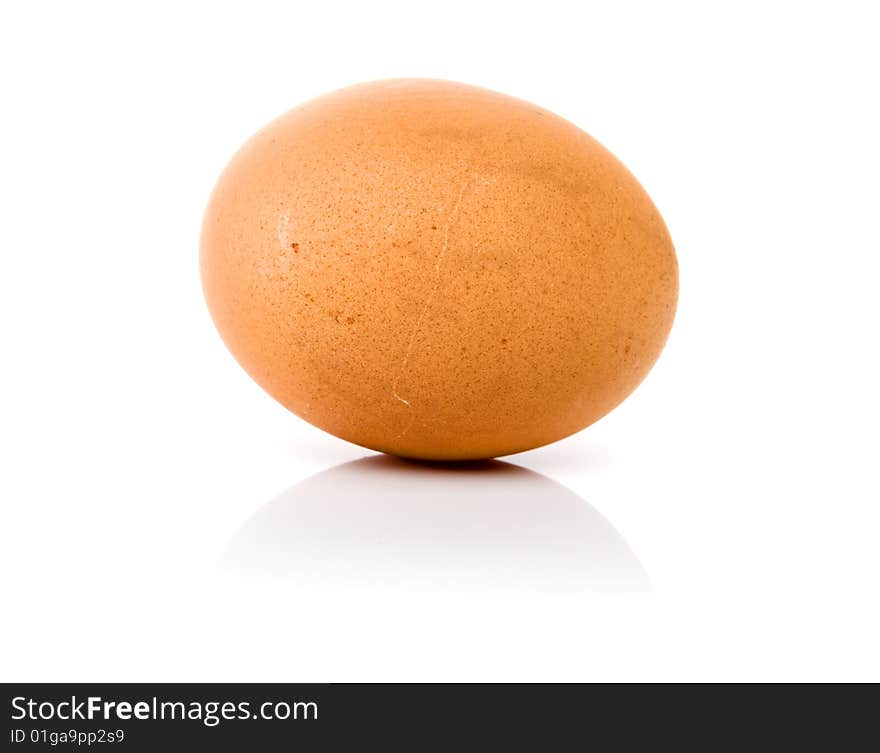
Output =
[{"x1": 201, "y1": 79, "x2": 678, "y2": 460}]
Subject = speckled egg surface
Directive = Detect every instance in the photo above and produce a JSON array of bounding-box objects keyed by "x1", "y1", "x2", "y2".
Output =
[{"x1": 200, "y1": 79, "x2": 678, "y2": 460}]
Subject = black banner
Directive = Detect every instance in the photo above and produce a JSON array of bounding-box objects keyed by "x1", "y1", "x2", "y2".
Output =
[{"x1": 3, "y1": 683, "x2": 874, "y2": 749}]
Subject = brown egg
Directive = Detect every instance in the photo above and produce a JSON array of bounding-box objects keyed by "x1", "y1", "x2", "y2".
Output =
[{"x1": 201, "y1": 79, "x2": 678, "y2": 460}]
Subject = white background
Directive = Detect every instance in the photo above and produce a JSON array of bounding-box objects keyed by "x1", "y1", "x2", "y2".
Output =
[{"x1": 2, "y1": 1, "x2": 878, "y2": 682}]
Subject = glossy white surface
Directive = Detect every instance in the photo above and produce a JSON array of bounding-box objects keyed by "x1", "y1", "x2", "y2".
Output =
[{"x1": 1, "y1": 1, "x2": 878, "y2": 681}]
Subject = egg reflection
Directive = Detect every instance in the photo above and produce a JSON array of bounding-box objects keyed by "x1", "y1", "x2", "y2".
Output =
[{"x1": 221, "y1": 456, "x2": 649, "y2": 595}]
